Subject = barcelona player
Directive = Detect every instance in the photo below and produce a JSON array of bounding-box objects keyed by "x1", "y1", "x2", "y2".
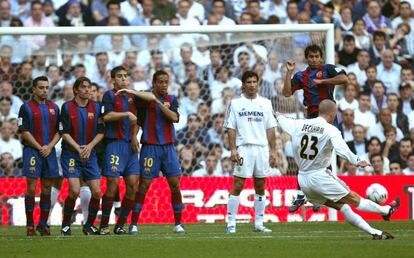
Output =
[
  {"x1": 283, "y1": 44, "x2": 348, "y2": 212},
  {"x1": 117, "y1": 71, "x2": 184, "y2": 234},
  {"x1": 59, "y1": 77, "x2": 104, "y2": 236},
  {"x1": 19, "y1": 76, "x2": 61, "y2": 236},
  {"x1": 99, "y1": 66, "x2": 155, "y2": 235}
]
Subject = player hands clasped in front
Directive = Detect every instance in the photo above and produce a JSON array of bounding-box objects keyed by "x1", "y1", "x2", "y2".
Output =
[
  {"x1": 99, "y1": 66, "x2": 155, "y2": 235},
  {"x1": 283, "y1": 44, "x2": 348, "y2": 212},
  {"x1": 19, "y1": 76, "x2": 61, "y2": 236},
  {"x1": 224, "y1": 71, "x2": 277, "y2": 233},
  {"x1": 117, "y1": 71, "x2": 185, "y2": 234},
  {"x1": 275, "y1": 100, "x2": 400, "y2": 240},
  {"x1": 59, "y1": 77, "x2": 104, "y2": 236}
]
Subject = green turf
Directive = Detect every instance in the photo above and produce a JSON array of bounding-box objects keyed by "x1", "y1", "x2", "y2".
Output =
[{"x1": 1, "y1": 221, "x2": 413, "y2": 258}]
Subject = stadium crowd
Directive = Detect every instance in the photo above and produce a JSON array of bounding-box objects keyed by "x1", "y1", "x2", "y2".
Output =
[{"x1": 0, "y1": 0, "x2": 413, "y2": 178}]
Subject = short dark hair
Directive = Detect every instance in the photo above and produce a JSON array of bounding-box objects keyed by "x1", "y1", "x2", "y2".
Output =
[
  {"x1": 152, "y1": 70, "x2": 169, "y2": 83},
  {"x1": 31, "y1": 0, "x2": 42, "y2": 9},
  {"x1": 32, "y1": 76, "x2": 49, "y2": 88},
  {"x1": 343, "y1": 34, "x2": 355, "y2": 43},
  {"x1": 212, "y1": 0, "x2": 225, "y2": 7},
  {"x1": 304, "y1": 44, "x2": 323, "y2": 58},
  {"x1": 106, "y1": 0, "x2": 120, "y2": 9},
  {"x1": 324, "y1": 1, "x2": 334, "y2": 10},
  {"x1": 0, "y1": 96, "x2": 12, "y2": 104},
  {"x1": 110, "y1": 66, "x2": 127, "y2": 79},
  {"x1": 241, "y1": 71, "x2": 259, "y2": 84},
  {"x1": 373, "y1": 30, "x2": 386, "y2": 40},
  {"x1": 73, "y1": 77, "x2": 91, "y2": 91},
  {"x1": 370, "y1": 153, "x2": 383, "y2": 162}
]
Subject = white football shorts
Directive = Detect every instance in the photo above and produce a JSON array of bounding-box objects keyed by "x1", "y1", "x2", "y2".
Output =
[
  {"x1": 233, "y1": 144, "x2": 270, "y2": 178},
  {"x1": 298, "y1": 169, "x2": 350, "y2": 205}
]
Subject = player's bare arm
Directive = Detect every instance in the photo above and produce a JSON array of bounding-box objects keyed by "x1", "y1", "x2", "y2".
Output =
[
  {"x1": 115, "y1": 88, "x2": 156, "y2": 102},
  {"x1": 154, "y1": 98, "x2": 179, "y2": 123},
  {"x1": 283, "y1": 60, "x2": 295, "y2": 97},
  {"x1": 227, "y1": 128, "x2": 241, "y2": 165},
  {"x1": 266, "y1": 127, "x2": 277, "y2": 168},
  {"x1": 62, "y1": 133, "x2": 84, "y2": 154},
  {"x1": 39, "y1": 132, "x2": 60, "y2": 158},
  {"x1": 312, "y1": 73, "x2": 348, "y2": 87},
  {"x1": 21, "y1": 131, "x2": 43, "y2": 151},
  {"x1": 130, "y1": 124, "x2": 139, "y2": 153},
  {"x1": 103, "y1": 111, "x2": 137, "y2": 123}
]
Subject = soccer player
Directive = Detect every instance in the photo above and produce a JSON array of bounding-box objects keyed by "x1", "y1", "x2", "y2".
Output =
[
  {"x1": 224, "y1": 71, "x2": 277, "y2": 233},
  {"x1": 117, "y1": 70, "x2": 184, "y2": 234},
  {"x1": 99, "y1": 66, "x2": 155, "y2": 235},
  {"x1": 19, "y1": 76, "x2": 61, "y2": 236},
  {"x1": 59, "y1": 77, "x2": 104, "y2": 236},
  {"x1": 275, "y1": 100, "x2": 400, "y2": 240},
  {"x1": 283, "y1": 44, "x2": 348, "y2": 212}
]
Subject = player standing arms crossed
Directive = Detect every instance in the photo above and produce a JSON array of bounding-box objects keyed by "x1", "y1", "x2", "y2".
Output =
[
  {"x1": 59, "y1": 77, "x2": 104, "y2": 236},
  {"x1": 99, "y1": 66, "x2": 155, "y2": 235},
  {"x1": 283, "y1": 44, "x2": 348, "y2": 212},
  {"x1": 275, "y1": 100, "x2": 400, "y2": 240},
  {"x1": 224, "y1": 71, "x2": 277, "y2": 233},
  {"x1": 19, "y1": 76, "x2": 61, "y2": 236},
  {"x1": 117, "y1": 70, "x2": 185, "y2": 234}
]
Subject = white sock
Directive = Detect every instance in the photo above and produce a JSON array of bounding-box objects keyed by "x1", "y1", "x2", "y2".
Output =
[
  {"x1": 114, "y1": 201, "x2": 121, "y2": 208},
  {"x1": 357, "y1": 198, "x2": 389, "y2": 215},
  {"x1": 80, "y1": 186, "x2": 91, "y2": 223},
  {"x1": 51, "y1": 186, "x2": 60, "y2": 209},
  {"x1": 227, "y1": 195, "x2": 240, "y2": 227},
  {"x1": 254, "y1": 194, "x2": 266, "y2": 227},
  {"x1": 340, "y1": 204, "x2": 382, "y2": 235}
]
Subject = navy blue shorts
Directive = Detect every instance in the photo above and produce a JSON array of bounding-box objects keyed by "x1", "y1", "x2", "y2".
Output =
[
  {"x1": 61, "y1": 149, "x2": 101, "y2": 181},
  {"x1": 23, "y1": 147, "x2": 59, "y2": 179},
  {"x1": 140, "y1": 144, "x2": 181, "y2": 179},
  {"x1": 102, "y1": 140, "x2": 140, "y2": 177}
]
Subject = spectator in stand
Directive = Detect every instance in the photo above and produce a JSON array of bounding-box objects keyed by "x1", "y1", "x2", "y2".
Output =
[
  {"x1": 399, "y1": 82, "x2": 414, "y2": 117},
  {"x1": 352, "y1": 18, "x2": 371, "y2": 50},
  {"x1": 368, "y1": 108, "x2": 404, "y2": 142},
  {"x1": 192, "y1": 151, "x2": 220, "y2": 176},
  {"x1": 54, "y1": 83, "x2": 73, "y2": 109},
  {"x1": 346, "y1": 124, "x2": 368, "y2": 156},
  {"x1": 211, "y1": 87, "x2": 234, "y2": 115},
  {"x1": 391, "y1": 1, "x2": 414, "y2": 34},
  {"x1": 87, "y1": 52, "x2": 110, "y2": 89},
  {"x1": 14, "y1": 61, "x2": 32, "y2": 101},
  {"x1": 97, "y1": 0, "x2": 129, "y2": 26},
  {"x1": 360, "y1": 136, "x2": 390, "y2": 175},
  {"x1": 46, "y1": 64, "x2": 65, "y2": 101},
  {"x1": 1, "y1": 17, "x2": 31, "y2": 63},
  {"x1": 0, "y1": 96, "x2": 18, "y2": 121},
  {"x1": 370, "y1": 80, "x2": 387, "y2": 115},
  {"x1": 401, "y1": 67, "x2": 414, "y2": 84},
  {"x1": 338, "y1": 108, "x2": 355, "y2": 142},
  {"x1": 338, "y1": 35, "x2": 361, "y2": 67},
  {"x1": 389, "y1": 160, "x2": 403, "y2": 175},
  {"x1": 130, "y1": 0, "x2": 154, "y2": 26},
  {"x1": 383, "y1": 126, "x2": 400, "y2": 160},
  {"x1": 176, "y1": 113, "x2": 210, "y2": 157},
  {"x1": 176, "y1": 0, "x2": 200, "y2": 26},
  {"x1": 347, "y1": 50, "x2": 370, "y2": 86},
  {"x1": 120, "y1": 0, "x2": 141, "y2": 24},
  {"x1": 0, "y1": 0, "x2": 12, "y2": 27},
  {"x1": 210, "y1": 66, "x2": 242, "y2": 100},
  {"x1": 363, "y1": 1, "x2": 392, "y2": 34},
  {"x1": 0, "y1": 81, "x2": 23, "y2": 116},
  {"x1": 24, "y1": 0, "x2": 55, "y2": 51},
  {"x1": 246, "y1": 0, "x2": 265, "y2": 24},
  {"x1": 389, "y1": 23, "x2": 413, "y2": 67},
  {"x1": 262, "y1": 0, "x2": 287, "y2": 21},
  {"x1": 0, "y1": 45, "x2": 18, "y2": 82},
  {"x1": 130, "y1": 65, "x2": 150, "y2": 91},
  {"x1": 362, "y1": 65, "x2": 377, "y2": 93},
  {"x1": 42, "y1": 1, "x2": 59, "y2": 25},
  {"x1": 298, "y1": 0, "x2": 323, "y2": 19},
  {"x1": 210, "y1": 0, "x2": 235, "y2": 26},
  {"x1": 183, "y1": 62, "x2": 206, "y2": 99},
  {"x1": 339, "y1": 6, "x2": 353, "y2": 36},
  {"x1": 91, "y1": 0, "x2": 110, "y2": 23},
  {"x1": 9, "y1": 117, "x2": 19, "y2": 139},
  {"x1": 32, "y1": 51, "x2": 48, "y2": 78},
  {"x1": 11, "y1": 0, "x2": 31, "y2": 21},
  {"x1": 203, "y1": 48, "x2": 222, "y2": 85},
  {"x1": 93, "y1": 16, "x2": 132, "y2": 52},
  {"x1": 58, "y1": 0, "x2": 95, "y2": 26},
  {"x1": 354, "y1": 91, "x2": 375, "y2": 130},
  {"x1": 207, "y1": 113, "x2": 225, "y2": 145},
  {"x1": 0, "y1": 152, "x2": 22, "y2": 178},
  {"x1": 369, "y1": 153, "x2": 385, "y2": 175},
  {"x1": 390, "y1": 137, "x2": 413, "y2": 168},
  {"x1": 403, "y1": 152, "x2": 414, "y2": 175},
  {"x1": 253, "y1": 61, "x2": 277, "y2": 99},
  {"x1": 187, "y1": 0, "x2": 205, "y2": 23},
  {"x1": 311, "y1": 2, "x2": 341, "y2": 45},
  {"x1": 0, "y1": 120, "x2": 22, "y2": 161},
  {"x1": 281, "y1": 0, "x2": 299, "y2": 24},
  {"x1": 221, "y1": 157, "x2": 234, "y2": 176},
  {"x1": 387, "y1": 93, "x2": 409, "y2": 136},
  {"x1": 197, "y1": 102, "x2": 211, "y2": 128},
  {"x1": 263, "y1": 52, "x2": 282, "y2": 84},
  {"x1": 60, "y1": 54, "x2": 75, "y2": 82},
  {"x1": 179, "y1": 145, "x2": 200, "y2": 176},
  {"x1": 179, "y1": 81, "x2": 204, "y2": 118},
  {"x1": 338, "y1": 83, "x2": 359, "y2": 112},
  {"x1": 376, "y1": 49, "x2": 402, "y2": 94},
  {"x1": 368, "y1": 30, "x2": 388, "y2": 65},
  {"x1": 153, "y1": 0, "x2": 177, "y2": 24}
]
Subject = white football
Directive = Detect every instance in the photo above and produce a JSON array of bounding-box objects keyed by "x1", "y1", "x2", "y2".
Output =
[{"x1": 366, "y1": 183, "x2": 388, "y2": 204}]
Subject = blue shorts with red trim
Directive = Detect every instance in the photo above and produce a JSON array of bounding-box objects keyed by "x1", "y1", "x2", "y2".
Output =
[
  {"x1": 102, "y1": 140, "x2": 140, "y2": 177},
  {"x1": 61, "y1": 149, "x2": 101, "y2": 181},
  {"x1": 22, "y1": 147, "x2": 59, "y2": 179},
  {"x1": 139, "y1": 144, "x2": 181, "y2": 179}
]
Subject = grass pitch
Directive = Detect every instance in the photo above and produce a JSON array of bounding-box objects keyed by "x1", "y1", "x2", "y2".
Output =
[{"x1": 1, "y1": 221, "x2": 413, "y2": 258}]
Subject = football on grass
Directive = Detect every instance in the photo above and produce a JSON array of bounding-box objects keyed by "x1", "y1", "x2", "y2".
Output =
[{"x1": 366, "y1": 183, "x2": 388, "y2": 204}]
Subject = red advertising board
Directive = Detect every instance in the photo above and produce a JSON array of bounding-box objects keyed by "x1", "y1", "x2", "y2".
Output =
[{"x1": 0, "y1": 176, "x2": 413, "y2": 225}]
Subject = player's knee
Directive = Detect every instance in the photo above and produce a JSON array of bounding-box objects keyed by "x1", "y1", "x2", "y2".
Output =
[
  {"x1": 69, "y1": 189, "x2": 80, "y2": 199},
  {"x1": 91, "y1": 190, "x2": 101, "y2": 200}
]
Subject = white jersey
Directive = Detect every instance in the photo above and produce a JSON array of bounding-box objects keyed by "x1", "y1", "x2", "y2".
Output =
[
  {"x1": 224, "y1": 94, "x2": 277, "y2": 146},
  {"x1": 276, "y1": 116, "x2": 359, "y2": 174}
]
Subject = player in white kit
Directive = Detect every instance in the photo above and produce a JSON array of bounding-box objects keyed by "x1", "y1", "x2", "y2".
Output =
[
  {"x1": 275, "y1": 100, "x2": 400, "y2": 240},
  {"x1": 224, "y1": 71, "x2": 277, "y2": 233}
]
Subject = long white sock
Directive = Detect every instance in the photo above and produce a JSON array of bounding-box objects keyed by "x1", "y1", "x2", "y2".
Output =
[
  {"x1": 357, "y1": 198, "x2": 389, "y2": 215},
  {"x1": 227, "y1": 195, "x2": 240, "y2": 227},
  {"x1": 80, "y1": 186, "x2": 92, "y2": 223},
  {"x1": 340, "y1": 204, "x2": 382, "y2": 235},
  {"x1": 254, "y1": 194, "x2": 266, "y2": 227},
  {"x1": 51, "y1": 186, "x2": 60, "y2": 209}
]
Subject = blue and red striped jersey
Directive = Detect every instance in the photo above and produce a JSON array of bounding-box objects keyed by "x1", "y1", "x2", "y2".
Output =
[
  {"x1": 102, "y1": 89, "x2": 137, "y2": 141},
  {"x1": 60, "y1": 100, "x2": 104, "y2": 150},
  {"x1": 18, "y1": 99, "x2": 59, "y2": 146},
  {"x1": 137, "y1": 95, "x2": 179, "y2": 145},
  {"x1": 291, "y1": 64, "x2": 345, "y2": 118}
]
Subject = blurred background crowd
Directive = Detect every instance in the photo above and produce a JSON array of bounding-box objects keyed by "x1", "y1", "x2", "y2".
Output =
[{"x1": 0, "y1": 0, "x2": 413, "y2": 178}]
